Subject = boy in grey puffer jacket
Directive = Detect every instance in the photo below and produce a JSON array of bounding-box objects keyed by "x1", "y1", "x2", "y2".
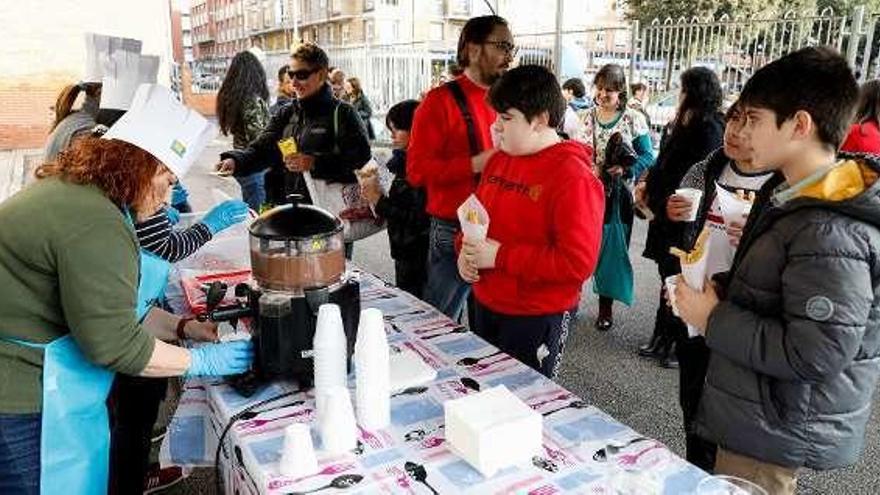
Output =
[{"x1": 675, "y1": 46, "x2": 880, "y2": 495}]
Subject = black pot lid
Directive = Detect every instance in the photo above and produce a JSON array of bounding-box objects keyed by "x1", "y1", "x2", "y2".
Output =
[{"x1": 249, "y1": 203, "x2": 342, "y2": 240}]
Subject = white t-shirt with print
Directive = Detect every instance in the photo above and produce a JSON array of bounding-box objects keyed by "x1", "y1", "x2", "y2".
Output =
[{"x1": 703, "y1": 162, "x2": 774, "y2": 277}]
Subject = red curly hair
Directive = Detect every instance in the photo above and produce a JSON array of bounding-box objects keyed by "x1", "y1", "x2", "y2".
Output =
[{"x1": 35, "y1": 137, "x2": 160, "y2": 208}]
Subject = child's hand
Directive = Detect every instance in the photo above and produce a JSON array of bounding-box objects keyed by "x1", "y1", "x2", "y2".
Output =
[
  {"x1": 675, "y1": 276, "x2": 719, "y2": 335},
  {"x1": 359, "y1": 176, "x2": 382, "y2": 206},
  {"x1": 462, "y1": 238, "x2": 500, "y2": 270},
  {"x1": 666, "y1": 194, "x2": 694, "y2": 222},
  {"x1": 457, "y1": 250, "x2": 479, "y2": 283}
]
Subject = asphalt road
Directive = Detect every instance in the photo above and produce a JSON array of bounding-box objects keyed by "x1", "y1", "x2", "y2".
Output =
[{"x1": 163, "y1": 140, "x2": 880, "y2": 494}]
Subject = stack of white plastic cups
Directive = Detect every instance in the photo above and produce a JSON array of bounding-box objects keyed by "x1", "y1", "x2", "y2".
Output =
[
  {"x1": 355, "y1": 308, "x2": 390, "y2": 430},
  {"x1": 318, "y1": 386, "x2": 358, "y2": 453},
  {"x1": 313, "y1": 304, "x2": 348, "y2": 423}
]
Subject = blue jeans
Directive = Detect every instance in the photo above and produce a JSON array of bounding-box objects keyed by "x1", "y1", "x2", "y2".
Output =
[
  {"x1": 424, "y1": 218, "x2": 471, "y2": 321},
  {"x1": 235, "y1": 171, "x2": 267, "y2": 211},
  {"x1": 0, "y1": 413, "x2": 41, "y2": 494}
]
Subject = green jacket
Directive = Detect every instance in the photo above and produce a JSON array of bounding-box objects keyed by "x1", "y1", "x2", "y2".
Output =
[{"x1": 0, "y1": 178, "x2": 155, "y2": 413}]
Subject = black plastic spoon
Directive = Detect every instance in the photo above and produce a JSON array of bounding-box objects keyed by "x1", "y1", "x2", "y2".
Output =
[
  {"x1": 460, "y1": 377, "x2": 481, "y2": 392},
  {"x1": 457, "y1": 350, "x2": 504, "y2": 366},
  {"x1": 592, "y1": 437, "x2": 651, "y2": 462},
  {"x1": 542, "y1": 400, "x2": 588, "y2": 418},
  {"x1": 391, "y1": 386, "x2": 429, "y2": 398},
  {"x1": 421, "y1": 326, "x2": 468, "y2": 340},
  {"x1": 405, "y1": 461, "x2": 439, "y2": 495},
  {"x1": 286, "y1": 474, "x2": 364, "y2": 495}
]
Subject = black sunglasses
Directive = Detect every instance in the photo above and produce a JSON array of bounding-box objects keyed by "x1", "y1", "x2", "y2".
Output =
[
  {"x1": 483, "y1": 40, "x2": 518, "y2": 56},
  {"x1": 288, "y1": 68, "x2": 319, "y2": 81}
]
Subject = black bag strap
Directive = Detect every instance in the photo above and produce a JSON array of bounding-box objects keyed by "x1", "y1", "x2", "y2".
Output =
[{"x1": 446, "y1": 80, "x2": 480, "y2": 156}]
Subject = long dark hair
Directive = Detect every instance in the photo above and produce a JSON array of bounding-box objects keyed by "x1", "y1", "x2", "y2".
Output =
[
  {"x1": 856, "y1": 79, "x2": 880, "y2": 128},
  {"x1": 217, "y1": 51, "x2": 269, "y2": 137},
  {"x1": 50, "y1": 83, "x2": 101, "y2": 132},
  {"x1": 456, "y1": 15, "x2": 508, "y2": 68},
  {"x1": 346, "y1": 77, "x2": 363, "y2": 99},
  {"x1": 673, "y1": 67, "x2": 722, "y2": 131}
]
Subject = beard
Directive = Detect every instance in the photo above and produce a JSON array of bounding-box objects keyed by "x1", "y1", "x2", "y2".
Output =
[{"x1": 480, "y1": 63, "x2": 508, "y2": 86}]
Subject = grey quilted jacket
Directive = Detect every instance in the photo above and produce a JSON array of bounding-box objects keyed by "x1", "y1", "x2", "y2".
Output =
[{"x1": 696, "y1": 153, "x2": 880, "y2": 470}]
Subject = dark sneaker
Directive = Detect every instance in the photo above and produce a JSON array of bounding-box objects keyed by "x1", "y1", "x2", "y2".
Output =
[{"x1": 143, "y1": 464, "x2": 186, "y2": 494}]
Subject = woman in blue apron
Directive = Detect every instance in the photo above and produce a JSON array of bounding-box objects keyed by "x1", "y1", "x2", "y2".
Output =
[{"x1": 0, "y1": 85, "x2": 253, "y2": 495}]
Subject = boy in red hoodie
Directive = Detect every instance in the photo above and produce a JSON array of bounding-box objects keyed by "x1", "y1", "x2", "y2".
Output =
[{"x1": 458, "y1": 65, "x2": 605, "y2": 378}]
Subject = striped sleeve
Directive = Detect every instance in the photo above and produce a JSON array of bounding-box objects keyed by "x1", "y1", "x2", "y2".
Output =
[{"x1": 134, "y1": 208, "x2": 213, "y2": 263}]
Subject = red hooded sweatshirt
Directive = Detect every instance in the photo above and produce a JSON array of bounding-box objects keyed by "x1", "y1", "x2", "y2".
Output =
[
  {"x1": 470, "y1": 141, "x2": 605, "y2": 316},
  {"x1": 407, "y1": 75, "x2": 495, "y2": 220}
]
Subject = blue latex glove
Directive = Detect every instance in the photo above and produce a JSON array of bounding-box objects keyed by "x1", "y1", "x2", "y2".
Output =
[
  {"x1": 201, "y1": 200, "x2": 250, "y2": 234},
  {"x1": 171, "y1": 182, "x2": 189, "y2": 208},
  {"x1": 165, "y1": 206, "x2": 180, "y2": 225},
  {"x1": 185, "y1": 340, "x2": 254, "y2": 377}
]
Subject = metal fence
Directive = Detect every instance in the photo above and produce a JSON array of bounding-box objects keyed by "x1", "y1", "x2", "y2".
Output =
[{"x1": 189, "y1": 5, "x2": 880, "y2": 131}]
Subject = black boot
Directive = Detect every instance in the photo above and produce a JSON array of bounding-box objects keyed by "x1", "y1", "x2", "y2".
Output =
[
  {"x1": 638, "y1": 334, "x2": 663, "y2": 358},
  {"x1": 659, "y1": 339, "x2": 679, "y2": 368},
  {"x1": 595, "y1": 297, "x2": 614, "y2": 331}
]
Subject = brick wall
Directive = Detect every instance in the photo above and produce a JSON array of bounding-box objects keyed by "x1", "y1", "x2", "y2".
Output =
[
  {"x1": 0, "y1": 1, "x2": 174, "y2": 150},
  {"x1": 0, "y1": 78, "x2": 67, "y2": 150}
]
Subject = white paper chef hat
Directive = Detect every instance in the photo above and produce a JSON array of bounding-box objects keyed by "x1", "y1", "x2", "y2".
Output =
[
  {"x1": 100, "y1": 51, "x2": 160, "y2": 111},
  {"x1": 82, "y1": 33, "x2": 142, "y2": 83},
  {"x1": 103, "y1": 84, "x2": 216, "y2": 179}
]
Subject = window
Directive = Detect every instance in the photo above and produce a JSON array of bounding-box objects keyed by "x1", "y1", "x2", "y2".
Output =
[
  {"x1": 342, "y1": 24, "x2": 351, "y2": 44},
  {"x1": 364, "y1": 0, "x2": 374, "y2": 10},
  {"x1": 365, "y1": 20, "x2": 374, "y2": 44},
  {"x1": 429, "y1": 22, "x2": 443, "y2": 41},
  {"x1": 431, "y1": 0, "x2": 443, "y2": 16},
  {"x1": 450, "y1": 0, "x2": 470, "y2": 15}
]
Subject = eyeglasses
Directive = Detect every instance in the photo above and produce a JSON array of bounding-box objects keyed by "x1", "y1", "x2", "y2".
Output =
[
  {"x1": 288, "y1": 68, "x2": 318, "y2": 81},
  {"x1": 483, "y1": 40, "x2": 518, "y2": 57}
]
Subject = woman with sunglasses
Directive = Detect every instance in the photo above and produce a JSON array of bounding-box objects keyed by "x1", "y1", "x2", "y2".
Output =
[{"x1": 216, "y1": 43, "x2": 371, "y2": 217}]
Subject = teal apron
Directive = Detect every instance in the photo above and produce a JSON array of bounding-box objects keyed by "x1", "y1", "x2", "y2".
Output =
[
  {"x1": 5, "y1": 241, "x2": 171, "y2": 493},
  {"x1": 136, "y1": 250, "x2": 172, "y2": 321}
]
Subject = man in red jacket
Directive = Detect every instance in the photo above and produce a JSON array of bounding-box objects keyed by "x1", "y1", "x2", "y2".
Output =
[
  {"x1": 458, "y1": 65, "x2": 605, "y2": 378},
  {"x1": 408, "y1": 15, "x2": 515, "y2": 321}
]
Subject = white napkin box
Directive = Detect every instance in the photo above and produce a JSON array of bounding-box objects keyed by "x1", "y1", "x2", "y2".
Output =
[{"x1": 444, "y1": 385, "x2": 542, "y2": 477}]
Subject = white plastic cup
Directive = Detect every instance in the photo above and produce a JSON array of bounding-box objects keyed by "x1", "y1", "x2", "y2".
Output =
[
  {"x1": 313, "y1": 304, "x2": 348, "y2": 422},
  {"x1": 279, "y1": 423, "x2": 319, "y2": 478},
  {"x1": 696, "y1": 475, "x2": 768, "y2": 495},
  {"x1": 665, "y1": 275, "x2": 680, "y2": 317},
  {"x1": 675, "y1": 188, "x2": 703, "y2": 222},
  {"x1": 355, "y1": 308, "x2": 390, "y2": 430},
  {"x1": 318, "y1": 386, "x2": 358, "y2": 454}
]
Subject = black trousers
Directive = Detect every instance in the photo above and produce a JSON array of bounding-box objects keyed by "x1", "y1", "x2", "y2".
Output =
[
  {"x1": 108, "y1": 374, "x2": 169, "y2": 495},
  {"x1": 676, "y1": 336, "x2": 717, "y2": 472},
  {"x1": 472, "y1": 300, "x2": 575, "y2": 379},
  {"x1": 652, "y1": 252, "x2": 716, "y2": 470},
  {"x1": 395, "y1": 254, "x2": 427, "y2": 300},
  {"x1": 653, "y1": 253, "x2": 687, "y2": 343}
]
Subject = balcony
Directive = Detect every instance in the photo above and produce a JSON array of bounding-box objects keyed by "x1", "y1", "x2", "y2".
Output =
[{"x1": 445, "y1": 0, "x2": 471, "y2": 19}]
